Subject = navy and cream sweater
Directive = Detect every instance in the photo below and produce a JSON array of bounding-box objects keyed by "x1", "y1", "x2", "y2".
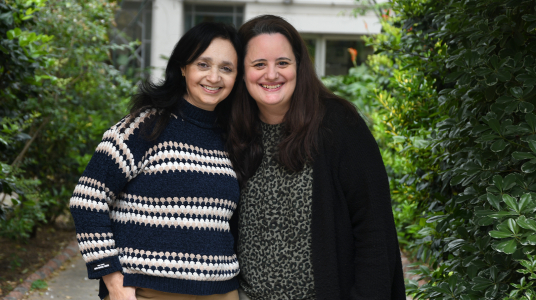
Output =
[{"x1": 69, "y1": 99, "x2": 240, "y2": 297}]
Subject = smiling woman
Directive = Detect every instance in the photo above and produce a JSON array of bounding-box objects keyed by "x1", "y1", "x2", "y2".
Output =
[
  {"x1": 69, "y1": 22, "x2": 243, "y2": 300},
  {"x1": 227, "y1": 15, "x2": 406, "y2": 300},
  {"x1": 182, "y1": 38, "x2": 238, "y2": 111}
]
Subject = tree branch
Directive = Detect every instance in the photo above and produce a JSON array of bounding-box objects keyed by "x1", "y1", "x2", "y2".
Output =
[{"x1": 11, "y1": 116, "x2": 50, "y2": 168}]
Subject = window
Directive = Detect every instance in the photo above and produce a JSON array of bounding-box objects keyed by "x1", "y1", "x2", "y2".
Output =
[
  {"x1": 184, "y1": 4, "x2": 244, "y2": 31},
  {"x1": 325, "y1": 40, "x2": 373, "y2": 76},
  {"x1": 303, "y1": 38, "x2": 316, "y2": 65},
  {"x1": 112, "y1": 0, "x2": 152, "y2": 77}
]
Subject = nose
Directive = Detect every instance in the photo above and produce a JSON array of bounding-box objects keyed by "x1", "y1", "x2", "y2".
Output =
[
  {"x1": 207, "y1": 68, "x2": 220, "y2": 83},
  {"x1": 266, "y1": 65, "x2": 278, "y2": 81}
]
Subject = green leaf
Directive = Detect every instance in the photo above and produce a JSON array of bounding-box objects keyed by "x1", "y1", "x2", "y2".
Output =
[
  {"x1": 476, "y1": 134, "x2": 500, "y2": 142},
  {"x1": 487, "y1": 193, "x2": 502, "y2": 210},
  {"x1": 489, "y1": 211, "x2": 518, "y2": 218},
  {"x1": 503, "y1": 194, "x2": 519, "y2": 212},
  {"x1": 489, "y1": 230, "x2": 513, "y2": 238},
  {"x1": 504, "y1": 174, "x2": 517, "y2": 190},
  {"x1": 527, "y1": 235, "x2": 536, "y2": 245},
  {"x1": 522, "y1": 14, "x2": 536, "y2": 22},
  {"x1": 505, "y1": 102, "x2": 519, "y2": 114},
  {"x1": 445, "y1": 71, "x2": 464, "y2": 83},
  {"x1": 488, "y1": 119, "x2": 501, "y2": 133},
  {"x1": 526, "y1": 113, "x2": 536, "y2": 130},
  {"x1": 517, "y1": 74, "x2": 536, "y2": 86},
  {"x1": 451, "y1": 175, "x2": 465, "y2": 185},
  {"x1": 493, "y1": 175, "x2": 504, "y2": 191},
  {"x1": 512, "y1": 87, "x2": 524, "y2": 98},
  {"x1": 494, "y1": 238, "x2": 517, "y2": 254},
  {"x1": 507, "y1": 218, "x2": 519, "y2": 234},
  {"x1": 497, "y1": 69, "x2": 512, "y2": 82},
  {"x1": 491, "y1": 139, "x2": 507, "y2": 152},
  {"x1": 513, "y1": 152, "x2": 536, "y2": 160},
  {"x1": 529, "y1": 140, "x2": 536, "y2": 153},
  {"x1": 522, "y1": 161, "x2": 536, "y2": 173},
  {"x1": 475, "y1": 68, "x2": 493, "y2": 76},
  {"x1": 518, "y1": 216, "x2": 536, "y2": 231},
  {"x1": 490, "y1": 55, "x2": 500, "y2": 69},
  {"x1": 473, "y1": 276, "x2": 494, "y2": 290},
  {"x1": 520, "y1": 102, "x2": 535, "y2": 113},
  {"x1": 496, "y1": 95, "x2": 515, "y2": 103},
  {"x1": 518, "y1": 194, "x2": 533, "y2": 212}
]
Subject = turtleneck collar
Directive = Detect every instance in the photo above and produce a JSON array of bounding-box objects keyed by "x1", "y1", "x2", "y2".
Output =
[{"x1": 177, "y1": 97, "x2": 218, "y2": 128}]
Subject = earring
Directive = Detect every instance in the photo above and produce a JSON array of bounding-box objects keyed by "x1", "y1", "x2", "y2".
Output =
[{"x1": 181, "y1": 71, "x2": 185, "y2": 76}]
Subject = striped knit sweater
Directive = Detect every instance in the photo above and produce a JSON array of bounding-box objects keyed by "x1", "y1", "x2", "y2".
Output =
[{"x1": 69, "y1": 99, "x2": 240, "y2": 297}]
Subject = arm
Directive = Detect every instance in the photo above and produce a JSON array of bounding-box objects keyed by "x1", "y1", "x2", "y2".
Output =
[
  {"x1": 335, "y1": 112, "x2": 405, "y2": 299},
  {"x1": 69, "y1": 123, "x2": 138, "y2": 298}
]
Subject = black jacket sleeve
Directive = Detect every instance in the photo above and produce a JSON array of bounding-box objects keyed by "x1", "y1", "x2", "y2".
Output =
[{"x1": 333, "y1": 105, "x2": 406, "y2": 299}]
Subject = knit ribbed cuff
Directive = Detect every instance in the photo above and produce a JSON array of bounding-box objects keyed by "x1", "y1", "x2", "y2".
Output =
[{"x1": 86, "y1": 256, "x2": 122, "y2": 279}]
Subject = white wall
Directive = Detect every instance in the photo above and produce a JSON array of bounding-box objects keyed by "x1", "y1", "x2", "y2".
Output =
[
  {"x1": 150, "y1": 0, "x2": 384, "y2": 79},
  {"x1": 151, "y1": 0, "x2": 184, "y2": 80},
  {"x1": 244, "y1": 2, "x2": 381, "y2": 35}
]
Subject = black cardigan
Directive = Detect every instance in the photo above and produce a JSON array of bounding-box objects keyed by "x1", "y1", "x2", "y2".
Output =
[
  {"x1": 232, "y1": 98, "x2": 406, "y2": 299},
  {"x1": 311, "y1": 98, "x2": 405, "y2": 299}
]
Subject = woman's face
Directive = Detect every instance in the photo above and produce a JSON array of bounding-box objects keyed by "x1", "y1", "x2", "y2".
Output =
[
  {"x1": 244, "y1": 33, "x2": 297, "y2": 119},
  {"x1": 181, "y1": 38, "x2": 238, "y2": 111}
]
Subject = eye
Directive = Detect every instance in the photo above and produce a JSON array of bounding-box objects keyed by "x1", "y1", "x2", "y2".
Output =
[
  {"x1": 221, "y1": 66, "x2": 233, "y2": 73},
  {"x1": 277, "y1": 61, "x2": 290, "y2": 66},
  {"x1": 197, "y1": 62, "x2": 209, "y2": 68},
  {"x1": 253, "y1": 62, "x2": 266, "y2": 68}
]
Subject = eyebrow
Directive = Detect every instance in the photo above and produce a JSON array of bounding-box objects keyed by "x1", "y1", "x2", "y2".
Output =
[
  {"x1": 250, "y1": 57, "x2": 292, "y2": 64},
  {"x1": 198, "y1": 56, "x2": 235, "y2": 67}
]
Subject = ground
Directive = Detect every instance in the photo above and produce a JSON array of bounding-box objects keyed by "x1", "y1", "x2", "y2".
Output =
[{"x1": 0, "y1": 225, "x2": 76, "y2": 298}]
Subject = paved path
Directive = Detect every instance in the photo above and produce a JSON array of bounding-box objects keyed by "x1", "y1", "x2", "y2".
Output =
[
  {"x1": 24, "y1": 250, "x2": 415, "y2": 300},
  {"x1": 26, "y1": 253, "x2": 99, "y2": 300}
]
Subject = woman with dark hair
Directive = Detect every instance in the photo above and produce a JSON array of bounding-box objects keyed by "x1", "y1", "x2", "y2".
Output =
[
  {"x1": 70, "y1": 22, "x2": 242, "y2": 300},
  {"x1": 227, "y1": 15, "x2": 406, "y2": 300}
]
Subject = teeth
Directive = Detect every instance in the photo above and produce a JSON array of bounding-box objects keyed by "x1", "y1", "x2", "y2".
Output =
[
  {"x1": 261, "y1": 84, "x2": 282, "y2": 89},
  {"x1": 202, "y1": 85, "x2": 220, "y2": 91}
]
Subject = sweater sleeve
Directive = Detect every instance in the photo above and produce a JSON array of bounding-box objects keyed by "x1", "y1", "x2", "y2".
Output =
[
  {"x1": 69, "y1": 121, "x2": 134, "y2": 279},
  {"x1": 335, "y1": 111, "x2": 406, "y2": 299}
]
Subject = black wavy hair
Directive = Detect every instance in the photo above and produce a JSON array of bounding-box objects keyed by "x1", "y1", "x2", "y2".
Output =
[{"x1": 129, "y1": 22, "x2": 242, "y2": 140}]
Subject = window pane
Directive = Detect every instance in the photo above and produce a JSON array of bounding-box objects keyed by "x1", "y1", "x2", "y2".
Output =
[
  {"x1": 195, "y1": 5, "x2": 234, "y2": 13},
  {"x1": 303, "y1": 38, "x2": 316, "y2": 64},
  {"x1": 184, "y1": 14, "x2": 193, "y2": 31},
  {"x1": 194, "y1": 15, "x2": 234, "y2": 25},
  {"x1": 325, "y1": 40, "x2": 373, "y2": 76},
  {"x1": 235, "y1": 16, "x2": 243, "y2": 27}
]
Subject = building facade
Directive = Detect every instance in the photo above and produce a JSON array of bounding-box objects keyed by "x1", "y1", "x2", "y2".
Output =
[{"x1": 114, "y1": 0, "x2": 383, "y2": 79}]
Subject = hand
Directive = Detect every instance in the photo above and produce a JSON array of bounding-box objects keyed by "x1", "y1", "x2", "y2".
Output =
[{"x1": 102, "y1": 271, "x2": 137, "y2": 300}]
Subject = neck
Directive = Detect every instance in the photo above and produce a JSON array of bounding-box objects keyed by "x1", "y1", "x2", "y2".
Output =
[{"x1": 257, "y1": 105, "x2": 288, "y2": 125}]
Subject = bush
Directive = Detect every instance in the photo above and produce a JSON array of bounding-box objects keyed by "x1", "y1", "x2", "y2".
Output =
[
  {"x1": 0, "y1": 0, "x2": 136, "y2": 240},
  {"x1": 334, "y1": 0, "x2": 536, "y2": 298},
  {"x1": 408, "y1": 0, "x2": 536, "y2": 299}
]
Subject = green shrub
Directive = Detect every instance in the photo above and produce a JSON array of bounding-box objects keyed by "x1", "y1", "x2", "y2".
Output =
[
  {"x1": 0, "y1": 0, "x2": 136, "y2": 240},
  {"x1": 336, "y1": 0, "x2": 536, "y2": 298},
  {"x1": 407, "y1": 0, "x2": 536, "y2": 298}
]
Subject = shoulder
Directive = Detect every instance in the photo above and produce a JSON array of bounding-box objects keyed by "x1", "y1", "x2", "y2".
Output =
[
  {"x1": 115, "y1": 108, "x2": 160, "y2": 136},
  {"x1": 321, "y1": 97, "x2": 368, "y2": 135}
]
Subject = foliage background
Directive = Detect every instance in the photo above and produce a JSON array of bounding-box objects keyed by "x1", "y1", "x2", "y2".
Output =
[
  {"x1": 0, "y1": 0, "x2": 135, "y2": 240},
  {"x1": 324, "y1": 0, "x2": 536, "y2": 298}
]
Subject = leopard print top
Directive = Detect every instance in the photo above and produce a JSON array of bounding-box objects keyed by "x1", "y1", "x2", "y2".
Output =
[{"x1": 237, "y1": 122, "x2": 316, "y2": 300}]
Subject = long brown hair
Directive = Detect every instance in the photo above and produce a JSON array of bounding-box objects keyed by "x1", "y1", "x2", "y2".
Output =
[{"x1": 227, "y1": 15, "x2": 353, "y2": 186}]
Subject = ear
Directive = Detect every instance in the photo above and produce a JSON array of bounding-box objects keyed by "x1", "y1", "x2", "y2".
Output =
[{"x1": 181, "y1": 67, "x2": 186, "y2": 77}]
